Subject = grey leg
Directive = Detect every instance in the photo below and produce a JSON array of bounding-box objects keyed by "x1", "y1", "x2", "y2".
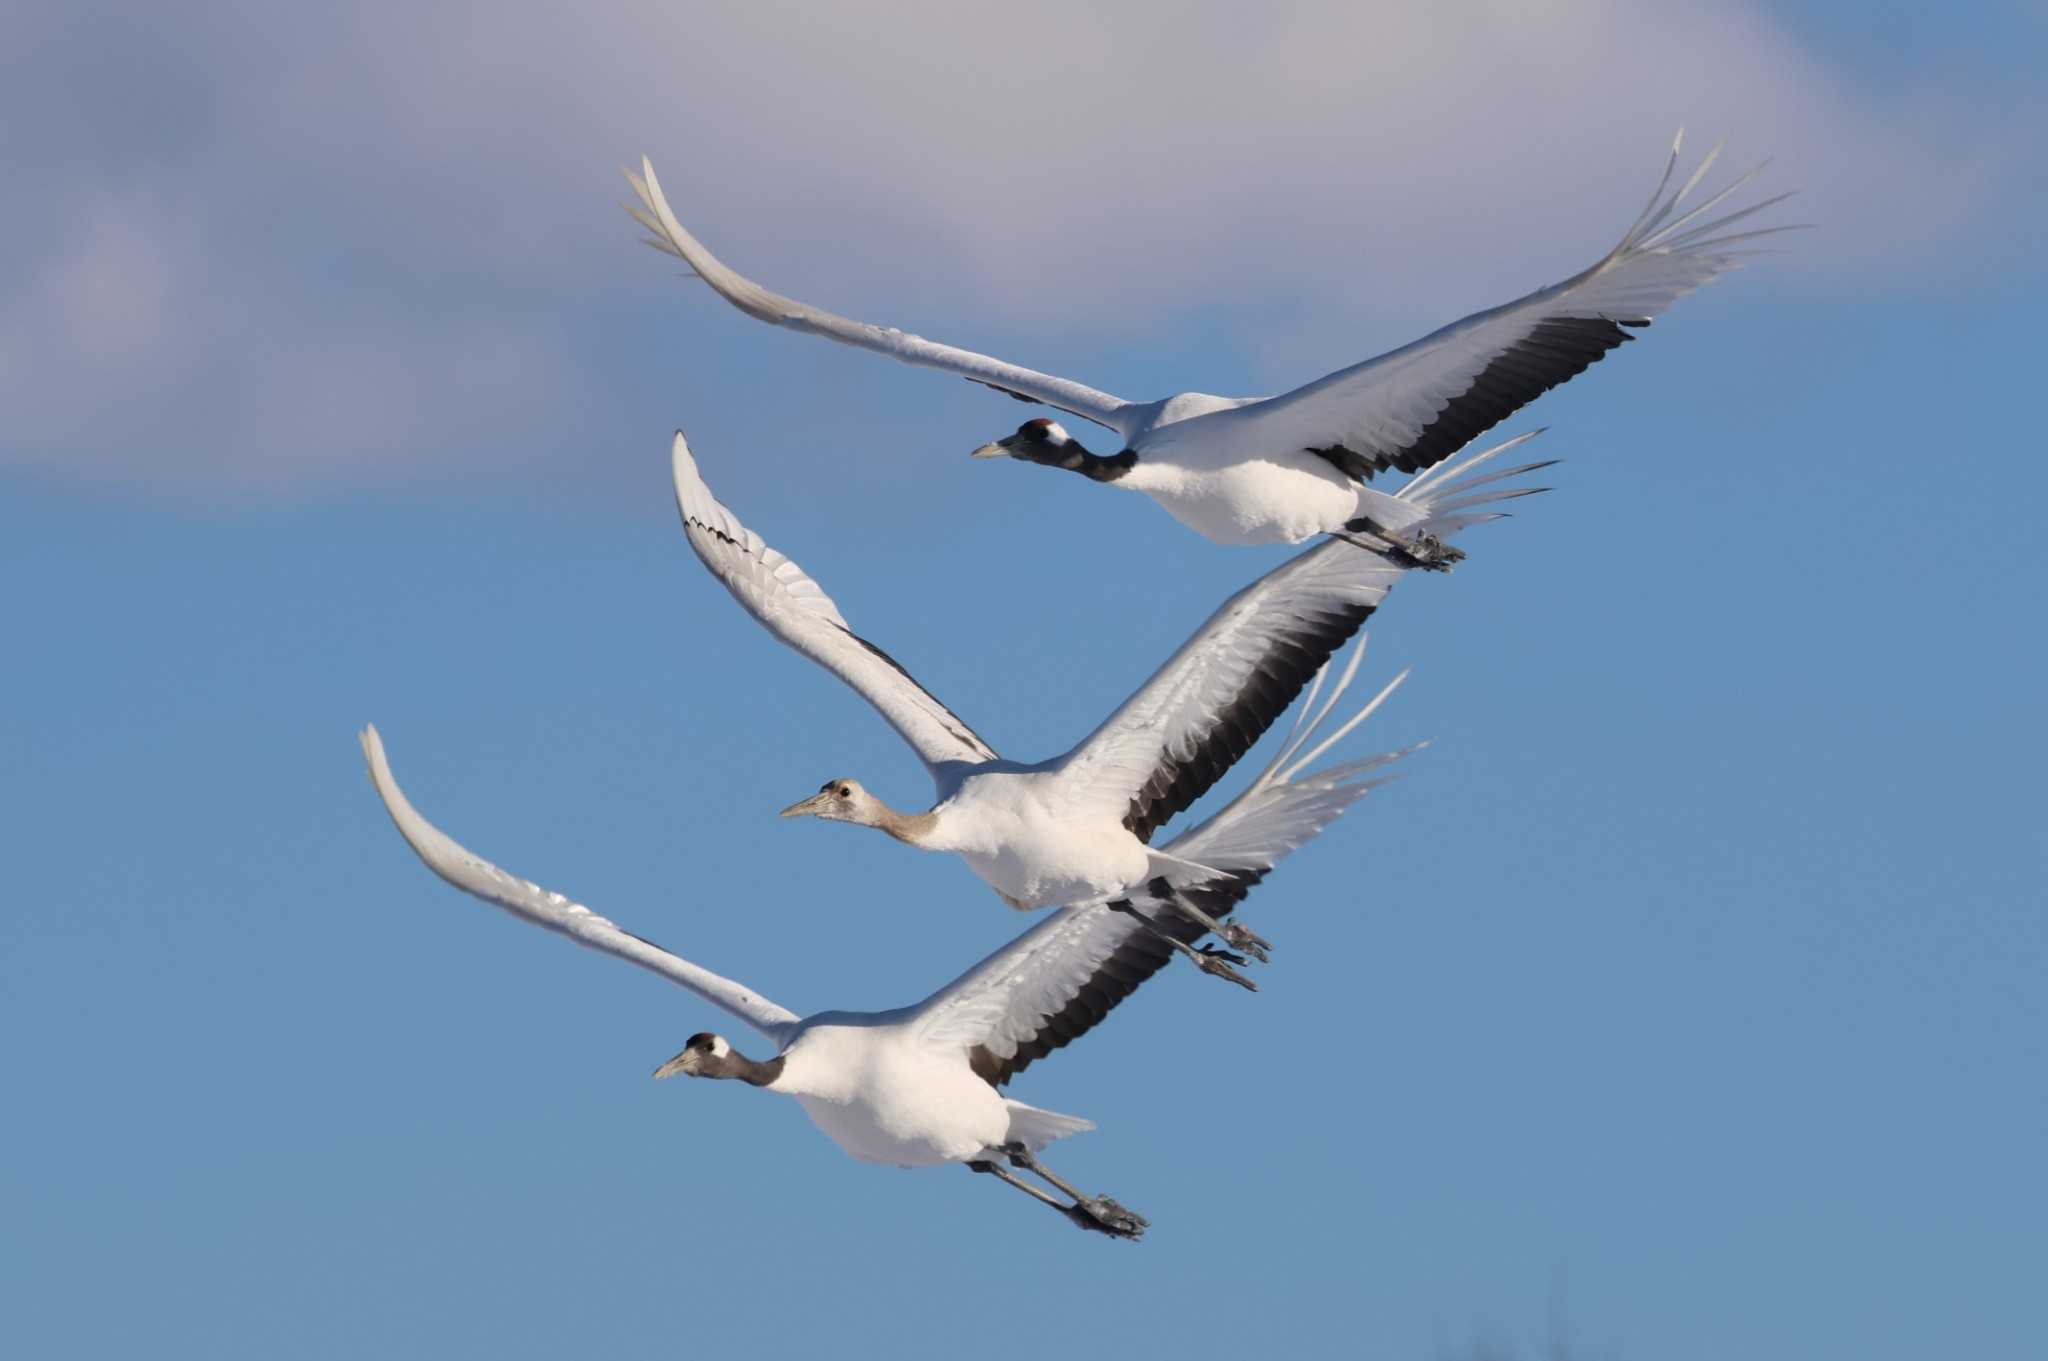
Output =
[
  {"x1": 1333, "y1": 518, "x2": 1464, "y2": 572},
  {"x1": 1108, "y1": 900, "x2": 1256, "y2": 991},
  {"x1": 968, "y1": 1158, "x2": 1069, "y2": 1212},
  {"x1": 968, "y1": 1156, "x2": 1147, "y2": 1241},
  {"x1": 1155, "y1": 885, "x2": 1271, "y2": 963},
  {"x1": 999, "y1": 1144, "x2": 1149, "y2": 1240}
]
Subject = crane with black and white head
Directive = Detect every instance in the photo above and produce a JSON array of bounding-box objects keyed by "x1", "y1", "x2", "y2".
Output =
[
  {"x1": 628, "y1": 134, "x2": 1786, "y2": 559},
  {"x1": 360, "y1": 640, "x2": 1415, "y2": 1238}
]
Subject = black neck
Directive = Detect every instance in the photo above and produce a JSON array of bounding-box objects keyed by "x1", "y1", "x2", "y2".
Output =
[
  {"x1": 729, "y1": 1051, "x2": 786, "y2": 1087},
  {"x1": 1022, "y1": 439, "x2": 1138, "y2": 483}
]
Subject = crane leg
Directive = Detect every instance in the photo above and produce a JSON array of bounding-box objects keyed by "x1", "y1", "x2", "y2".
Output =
[
  {"x1": 967, "y1": 1155, "x2": 1147, "y2": 1241},
  {"x1": 1147, "y1": 879, "x2": 1271, "y2": 963},
  {"x1": 1335, "y1": 517, "x2": 1464, "y2": 572},
  {"x1": 1107, "y1": 900, "x2": 1256, "y2": 991}
]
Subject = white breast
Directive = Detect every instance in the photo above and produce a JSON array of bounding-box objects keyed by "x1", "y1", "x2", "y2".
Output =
[
  {"x1": 930, "y1": 773, "x2": 1151, "y2": 909},
  {"x1": 777, "y1": 1022, "x2": 1009, "y2": 1167},
  {"x1": 1122, "y1": 454, "x2": 1363, "y2": 545},
  {"x1": 1118, "y1": 395, "x2": 1366, "y2": 544}
]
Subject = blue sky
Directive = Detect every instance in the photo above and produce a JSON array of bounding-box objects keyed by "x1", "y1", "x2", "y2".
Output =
[{"x1": 5, "y1": 3, "x2": 2044, "y2": 1358}]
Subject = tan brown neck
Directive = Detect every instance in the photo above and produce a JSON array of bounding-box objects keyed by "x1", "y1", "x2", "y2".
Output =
[{"x1": 874, "y1": 804, "x2": 939, "y2": 846}]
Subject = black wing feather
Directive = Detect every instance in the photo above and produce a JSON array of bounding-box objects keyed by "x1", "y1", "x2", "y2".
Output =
[
  {"x1": 1122, "y1": 600, "x2": 1380, "y2": 843},
  {"x1": 970, "y1": 871, "x2": 1269, "y2": 1087},
  {"x1": 1306, "y1": 316, "x2": 1639, "y2": 481}
]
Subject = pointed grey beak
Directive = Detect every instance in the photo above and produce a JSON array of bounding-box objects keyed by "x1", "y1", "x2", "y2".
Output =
[
  {"x1": 970, "y1": 436, "x2": 1016, "y2": 460},
  {"x1": 780, "y1": 792, "x2": 832, "y2": 818},
  {"x1": 653, "y1": 1049, "x2": 696, "y2": 1080}
]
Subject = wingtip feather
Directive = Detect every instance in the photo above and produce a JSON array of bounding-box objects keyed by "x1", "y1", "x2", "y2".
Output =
[
  {"x1": 670, "y1": 427, "x2": 697, "y2": 479},
  {"x1": 360, "y1": 723, "x2": 394, "y2": 788}
]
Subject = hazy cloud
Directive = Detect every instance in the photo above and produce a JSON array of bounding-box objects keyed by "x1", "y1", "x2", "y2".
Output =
[{"x1": 4, "y1": 0, "x2": 2035, "y2": 496}]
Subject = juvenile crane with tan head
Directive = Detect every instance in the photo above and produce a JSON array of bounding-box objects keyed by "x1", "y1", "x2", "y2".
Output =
[{"x1": 668, "y1": 426, "x2": 1544, "y2": 965}]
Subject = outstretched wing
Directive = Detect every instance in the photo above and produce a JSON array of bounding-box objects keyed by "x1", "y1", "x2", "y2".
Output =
[
  {"x1": 1225, "y1": 135, "x2": 1795, "y2": 479},
  {"x1": 914, "y1": 647, "x2": 1413, "y2": 1084},
  {"x1": 1053, "y1": 536, "x2": 1392, "y2": 844},
  {"x1": 1051, "y1": 434, "x2": 1545, "y2": 842},
  {"x1": 361, "y1": 725, "x2": 800, "y2": 1045},
  {"x1": 671, "y1": 432, "x2": 999, "y2": 782},
  {"x1": 627, "y1": 158, "x2": 1134, "y2": 436}
]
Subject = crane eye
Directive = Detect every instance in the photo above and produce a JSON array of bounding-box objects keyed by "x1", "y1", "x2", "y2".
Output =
[{"x1": 837, "y1": 784, "x2": 851, "y2": 797}]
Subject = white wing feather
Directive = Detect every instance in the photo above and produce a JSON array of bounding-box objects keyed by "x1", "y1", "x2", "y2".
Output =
[
  {"x1": 360, "y1": 725, "x2": 800, "y2": 1044},
  {"x1": 914, "y1": 902, "x2": 1149, "y2": 1053},
  {"x1": 627, "y1": 159, "x2": 1134, "y2": 436},
  {"x1": 1219, "y1": 136, "x2": 1796, "y2": 476},
  {"x1": 670, "y1": 432, "x2": 999, "y2": 781}
]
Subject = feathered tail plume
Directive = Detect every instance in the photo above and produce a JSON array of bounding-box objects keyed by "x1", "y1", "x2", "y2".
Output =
[
  {"x1": 1143, "y1": 636, "x2": 1421, "y2": 896},
  {"x1": 1391, "y1": 426, "x2": 1557, "y2": 540},
  {"x1": 1091, "y1": 636, "x2": 1420, "y2": 989},
  {"x1": 1350, "y1": 426, "x2": 1556, "y2": 545}
]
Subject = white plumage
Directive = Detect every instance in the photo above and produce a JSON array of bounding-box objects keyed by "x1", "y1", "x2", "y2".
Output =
[
  {"x1": 671, "y1": 427, "x2": 1540, "y2": 922},
  {"x1": 628, "y1": 133, "x2": 1789, "y2": 548},
  {"x1": 359, "y1": 648, "x2": 1412, "y2": 1235}
]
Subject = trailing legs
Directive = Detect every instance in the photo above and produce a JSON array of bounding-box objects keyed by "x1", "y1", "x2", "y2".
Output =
[
  {"x1": 1333, "y1": 516, "x2": 1465, "y2": 572},
  {"x1": 967, "y1": 1145, "x2": 1148, "y2": 1240},
  {"x1": 1108, "y1": 899, "x2": 1256, "y2": 991},
  {"x1": 1146, "y1": 877, "x2": 1271, "y2": 963}
]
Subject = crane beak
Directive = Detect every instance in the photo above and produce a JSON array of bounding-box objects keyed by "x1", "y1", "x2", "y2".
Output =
[
  {"x1": 779, "y1": 792, "x2": 832, "y2": 818},
  {"x1": 653, "y1": 1049, "x2": 698, "y2": 1079},
  {"x1": 969, "y1": 436, "x2": 1016, "y2": 460}
]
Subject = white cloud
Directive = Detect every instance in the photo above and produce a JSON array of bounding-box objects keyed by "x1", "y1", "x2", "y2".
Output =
[{"x1": 2, "y1": 0, "x2": 2034, "y2": 496}]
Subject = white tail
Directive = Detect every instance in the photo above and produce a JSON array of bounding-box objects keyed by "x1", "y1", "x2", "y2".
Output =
[
  {"x1": 1393, "y1": 427, "x2": 1557, "y2": 541},
  {"x1": 1154, "y1": 635, "x2": 1421, "y2": 879},
  {"x1": 1003, "y1": 1100, "x2": 1096, "y2": 1151}
]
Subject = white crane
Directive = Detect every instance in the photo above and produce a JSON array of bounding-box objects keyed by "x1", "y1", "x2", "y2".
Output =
[
  {"x1": 670, "y1": 428, "x2": 1540, "y2": 965},
  {"x1": 360, "y1": 645, "x2": 1413, "y2": 1239},
  {"x1": 627, "y1": 134, "x2": 1786, "y2": 555}
]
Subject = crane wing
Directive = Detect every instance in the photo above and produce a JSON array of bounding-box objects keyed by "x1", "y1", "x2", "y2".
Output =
[
  {"x1": 1223, "y1": 136, "x2": 1795, "y2": 480},
  {"x1": 361, "y1": 725, "x2": 801, "y2": 1045},
  {"x1": 671, "y1": 433, "x2": 999, "y2": 783},
  {"x1": 628, "y1": 159, "x2": 1134, "y2": 436}
]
